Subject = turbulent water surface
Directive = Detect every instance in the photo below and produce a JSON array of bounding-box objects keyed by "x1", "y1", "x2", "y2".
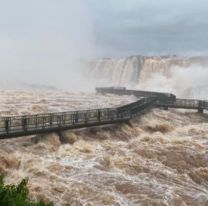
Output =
[
  {"x1": 0, "y1": 90, "x2": 208, "y2": 206},
  {"x1": 0, "y1": 56, "x2": 208, "y2": 206}
]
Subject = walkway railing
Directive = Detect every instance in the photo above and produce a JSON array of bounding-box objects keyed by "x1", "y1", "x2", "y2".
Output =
[
  {"x1": 97, "y1": 87, "x2": 208, "y2": 111},
  {"x1": 0, "y1": 87, "x2": 207, "y2": 139},
  {"x1": 0, "y1": 96, "x2": 158, "y2": 139},
  {"x1": 157, "y1": 98, "x2": 208, "y2": 110}
]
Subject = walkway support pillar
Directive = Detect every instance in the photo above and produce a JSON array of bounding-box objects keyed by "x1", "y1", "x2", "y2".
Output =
[
  {"x1": 198, "y1": 108, "x2": 204, "y2": 114},
  {"x1": 163, "y1": 106, "x2": 169, "y2": 110}
]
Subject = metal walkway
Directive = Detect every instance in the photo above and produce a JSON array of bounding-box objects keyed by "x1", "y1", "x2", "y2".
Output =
[
  {"x1": 97, "y1": 87, "x2": 208, "y2": 112},
  {"x1": 158, "y1": 98, "x2": 208, "y2": 112},
  {"x1": 0, "y1": 87, "x2": 207, "y2": 139}
]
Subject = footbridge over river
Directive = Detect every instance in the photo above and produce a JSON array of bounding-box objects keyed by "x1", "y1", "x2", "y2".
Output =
[{"x1": 0, "y1": 87, "x2": 207, "y2": 139}]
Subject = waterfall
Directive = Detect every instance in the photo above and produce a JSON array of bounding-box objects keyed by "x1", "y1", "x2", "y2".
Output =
[
  {"x1": 87, "y1": 55, "x2": 208, "y2": 98},
  {"x1": 88, "y1": 56, "x2": 144, "y2": 87}
]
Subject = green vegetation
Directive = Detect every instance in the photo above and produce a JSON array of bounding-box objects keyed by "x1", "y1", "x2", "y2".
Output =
[{"x1": 0, "y1": 176, "x2": 54, "y2": 206}]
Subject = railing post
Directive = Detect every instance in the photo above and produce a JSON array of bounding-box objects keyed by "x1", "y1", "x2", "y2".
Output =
[
  {"x1": 75, "y1": 112, "x2": 78, "y2": 123},
  {"x1": 129, "y1": 109, "x2": 133, "y2": 118},
  {"x1": 84, "y1": 113, "x2": 88, "y2": 123},
  {"x1": 116, "y1": 109, "x2": 119, "y2": 119},
  {"x1": 71, "y1": 113, "x2": 75, "y2": 125},
  {"x1": 4, "y1": 118, "x2": 10, "y2": 134},
  {"x1": 198, "y1": 101, "x2": 204, "y2": 113},
  {"x1": 35, "y1": 115, "x2": 38, "y2": 128},
  {"x1": 163, "y1": 106, "x2": 169, "y2": 110},
  {"x1": 22, "y1": 117, "x2": 28, "y2": 131},
  {"x1": 198, "y1": 108, "x2": 203, "y2": 113},
  {"x1": 42, "y1": 117, "x2": 45, "y2": 128},
  {"x1": 97, "y1": 110, "x2": 101, "y2": 121},
  {"x1": 50, "y1": 114, "x2": 53, "y2": 126}
]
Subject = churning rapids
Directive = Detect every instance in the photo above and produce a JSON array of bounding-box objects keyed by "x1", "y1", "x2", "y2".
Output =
[{"x1": 0, "y1": 56, "x2": 208, "y2": 206}]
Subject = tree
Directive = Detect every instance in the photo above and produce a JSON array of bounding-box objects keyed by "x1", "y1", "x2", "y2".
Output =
[{"x1": 0, "y1": 176, "x2": 54, "y2": 206}]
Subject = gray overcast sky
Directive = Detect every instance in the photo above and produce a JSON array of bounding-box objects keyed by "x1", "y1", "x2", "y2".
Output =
[
  {"x1": 0, "y1": 0, "x2": 207, "y2": 88},
  {"x1": 86, "y1": 0, "x2": 208, "y2": 57},
  {"x1": 1, "y1": 0, "x2": 208, "y2": 60}
]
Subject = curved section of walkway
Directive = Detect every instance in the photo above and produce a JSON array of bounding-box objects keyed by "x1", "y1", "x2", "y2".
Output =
[{"x1": 0, "y1": 87, "x2": 207, "y2": 139}]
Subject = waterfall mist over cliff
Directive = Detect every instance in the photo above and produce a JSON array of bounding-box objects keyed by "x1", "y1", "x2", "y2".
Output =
[
  {"x1": 0, "y1": 0, "x2": 94, "y2": 91},
  {"x1": 138, "y1": 64, "x2": 208, "y2": 99},
  {"x1": 88, "y1": 56, "x2": 208, "y2": 99}
]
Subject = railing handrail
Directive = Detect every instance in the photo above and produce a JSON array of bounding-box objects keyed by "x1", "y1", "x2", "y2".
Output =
[{"x1": 0, "y1": 107, "x2": 118, "y2": 120}]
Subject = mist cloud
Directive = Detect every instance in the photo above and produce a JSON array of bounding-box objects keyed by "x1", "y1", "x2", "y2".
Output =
[
  {"x1": 0, "y1": 0, "x2": 94, "y2": 90},
  {"x1": 137, "y1": 65, "x2": 208, "y2": 99}
]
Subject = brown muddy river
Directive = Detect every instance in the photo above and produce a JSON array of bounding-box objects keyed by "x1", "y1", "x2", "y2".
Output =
[{"x1": 0, "y1": 90, "x2": 208, "y2": 206}]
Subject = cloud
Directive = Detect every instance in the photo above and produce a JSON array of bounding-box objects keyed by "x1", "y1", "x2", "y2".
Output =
[{"x1": 86, "y1": 0, "x2": 208, "y2": 57}]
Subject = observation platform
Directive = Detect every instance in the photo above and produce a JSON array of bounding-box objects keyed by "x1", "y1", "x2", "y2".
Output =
[{"x1": 0, "y1": 87, "x2": 207, "y2": 139}]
